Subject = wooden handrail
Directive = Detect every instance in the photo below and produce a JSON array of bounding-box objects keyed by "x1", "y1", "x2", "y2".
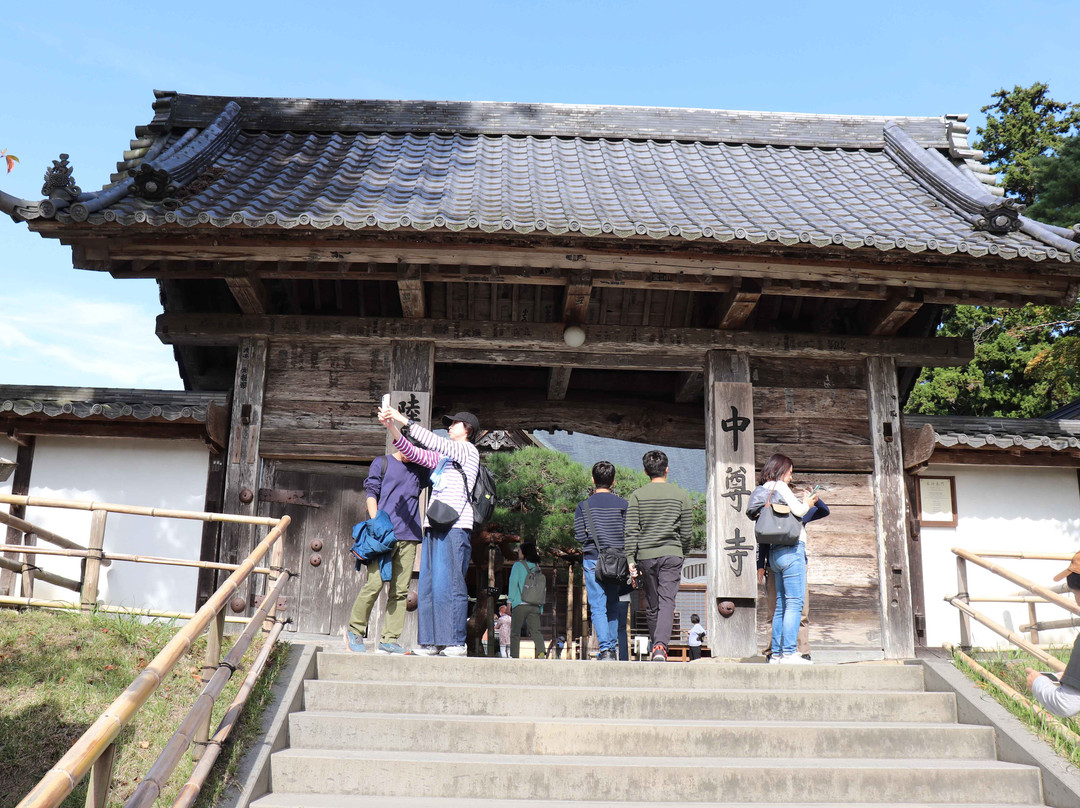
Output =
[
  {"x1": 0, "y1": 596, "x2": 252, "y2": 624},
  {"x1": 945, "y1": 596, "x2": 1066, "y2": 672},
  {"x1": 951, "y1": 547, "x2": 1080, "y2": 617},
  {"x1": 0, "y1": 510, "x2": 87, "y2": 551},
  {"x1": 15, "y1": 515, "x2": 291, "y2": 808},
  {"x1": 0, "y1": 543, "x2": 275, "y2": 576}
]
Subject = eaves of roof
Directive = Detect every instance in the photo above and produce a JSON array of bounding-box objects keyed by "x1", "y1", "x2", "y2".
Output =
[
  {"x1": 902, "y1": 415, "x2": 1080, "y2": 452},
  {"x1": 4, "y1": 92, "x2": 1079, "y2": 266},
  {"x1": 0, "y1": 386, "x2": 227, "y2": 424}
]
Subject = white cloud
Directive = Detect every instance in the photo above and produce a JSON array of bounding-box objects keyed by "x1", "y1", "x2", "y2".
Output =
[{"x1": 0, "y1": 292, "x2": 182, "y2": 389}]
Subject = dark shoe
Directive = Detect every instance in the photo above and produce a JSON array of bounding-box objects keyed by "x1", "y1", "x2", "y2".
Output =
[
  {"x1": 597, "y1": 649, "x2": 616, "y2": 661},
  {"x1": 344, "y1": 630, "x2": 365, "y2": 654},
  {"x1": 650, "y1": 643, "x2": 667, "y2": 662},
  {"x1": 801, "y1": 653, "x2": 812, "y2": 662},
  {"x1": 377, "y1": 642, "x2": 406, "y2": 655}
]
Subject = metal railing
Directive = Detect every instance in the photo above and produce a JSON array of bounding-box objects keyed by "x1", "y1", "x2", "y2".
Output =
[{"x1": 1, "y1": 494, "x2": 293, "y2": 808}]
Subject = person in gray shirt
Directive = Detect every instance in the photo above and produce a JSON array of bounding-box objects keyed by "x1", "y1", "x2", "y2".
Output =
[{"x1": 1026, "y1": 552, "x2": 1080, "y2": 717}]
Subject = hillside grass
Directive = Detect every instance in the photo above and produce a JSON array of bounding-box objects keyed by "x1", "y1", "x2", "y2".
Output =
[
  {"x1": 0, "y1": 607, "x2": 289, "y2": 807},
  {"x1": 952, "y1": 645, "x2": 1080, "y2": 767}
]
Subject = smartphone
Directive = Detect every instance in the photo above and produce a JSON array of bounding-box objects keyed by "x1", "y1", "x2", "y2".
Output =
[
  {"x1": 381, "y1": 394, "x2": 391, "y2": 410},
  {"x1": 811, "y1": 484, "x2": 823, "y2": 493},
  {"x1": 1041, "y1": 671, "x2": 1060, "y2": 683}
]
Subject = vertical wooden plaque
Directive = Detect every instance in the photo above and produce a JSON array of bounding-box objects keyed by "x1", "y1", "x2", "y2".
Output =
[{"x1": 704, "y1": 350, "x2": 757, "y2": 658}]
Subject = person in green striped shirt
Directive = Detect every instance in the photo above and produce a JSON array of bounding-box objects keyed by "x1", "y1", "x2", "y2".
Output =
[{"x1": 624, "y1": 450, "x2": 693, "y2": 662}]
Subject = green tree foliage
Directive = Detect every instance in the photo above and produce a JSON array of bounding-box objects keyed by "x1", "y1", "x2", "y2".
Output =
[
  {"x1": 1028, "y1": 135, "x2": 1080, "y2": 228},
  {"x1": 905, "y1": 304, "x2": 1080, "y2": 417},
  {"x1": 975, "y1": 82, "x2": 1080, "y2": 204},
  {"x1": 483, "y1": 446, "x2": 706, "y2": 555}
]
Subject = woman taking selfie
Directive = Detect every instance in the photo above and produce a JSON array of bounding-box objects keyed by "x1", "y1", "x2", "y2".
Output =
[{"x1": 755, "y1": 453, "x2": 817, "y2": 665}]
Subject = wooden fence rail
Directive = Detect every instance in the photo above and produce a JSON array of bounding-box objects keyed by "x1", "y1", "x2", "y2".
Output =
[{"x1": 9, "y1": 493, "x2": 292, "y2": 808}]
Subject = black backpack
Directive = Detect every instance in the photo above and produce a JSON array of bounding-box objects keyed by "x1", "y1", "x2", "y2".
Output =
[{"x1": 452, "y1": 460, "x2": 498, "y2": 527}]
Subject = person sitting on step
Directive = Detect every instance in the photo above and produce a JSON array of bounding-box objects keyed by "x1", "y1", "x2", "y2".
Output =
[{"x1": 1026, "y1": 551, "x2": 1080, "y2": 717}]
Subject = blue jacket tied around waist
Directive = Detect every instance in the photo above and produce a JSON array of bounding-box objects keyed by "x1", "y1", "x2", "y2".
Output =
[{"x1": 351, "y1": 511, "x2": 397, "y2": 580}]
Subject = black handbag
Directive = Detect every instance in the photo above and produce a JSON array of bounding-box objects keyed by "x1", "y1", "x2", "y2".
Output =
[
  {"x1": 753, "y1": 487, "x2": 802, "y2": 546},
  {"x1": 586, "y1": 502, "x2": 631, "y2": 585},
  {"x1": 426, "y1": 499, "x2": 460, "y2": 531}
]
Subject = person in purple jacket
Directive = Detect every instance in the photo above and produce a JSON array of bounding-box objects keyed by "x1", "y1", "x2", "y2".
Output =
[
  {"x1": 379, "y1": 406, "x2": 481, "y2": 657},
  {"x1": 345, "y1": 450, "x2": 430, "y2": 655}
]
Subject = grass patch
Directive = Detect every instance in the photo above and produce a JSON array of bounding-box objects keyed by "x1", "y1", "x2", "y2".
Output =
[
  {"x1": 952, "y1": 645, "x2": 1080, "y2": 767},
  {"x1": 0, "y1": 607, "x2": 290, "y2": 807}
]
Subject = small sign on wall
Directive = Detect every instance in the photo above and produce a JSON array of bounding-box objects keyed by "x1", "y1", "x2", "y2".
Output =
[{"x1": 917, "y1": 476, "x2": 958, "y2": 527}]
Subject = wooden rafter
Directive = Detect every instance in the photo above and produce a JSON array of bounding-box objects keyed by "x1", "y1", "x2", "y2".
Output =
[
  {"x1": 224, "y1": 267, "x2": 270, "y2": 314},
  {"x1": 396, "y1": 263, "x2": 426, "y2": 318},
  {"x1": 868, "y1": 290, "x2": 923, "y2": 336},
  {"x1": 673, "y1": 372, "x2": 704, "y2": 403},
  {"x1": 717, "y1": 279, "x2": 761, "y2": 330},
  {"x1": 547, "y1": 367, "x2": 573, "y2": 401}
]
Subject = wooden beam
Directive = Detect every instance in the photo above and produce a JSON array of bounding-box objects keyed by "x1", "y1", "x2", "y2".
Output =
[
  {"x1": 928, "y1": 448, "x2": 1080, "y2": 468},
  {"x1": 387, "y1": 341, "x2": 435, "y2": 453},
  {"x1": 547, "y1": 367, "x2": 573, "y2": 401},
  {"x1": 674, "y1": 372, "x2": 705, "y2": 403},
  {"x1": 717, "y1": 280, "x2": 761, "y2": 330},
  {"x1": 902, "y1": 424, "x2": 936, "y2": 470},
  {"x1": 704, "y1": 351, "x2": 757, "y2": 658},
  {"x1": 562, "y1": 269, "x2": 592, "y2": 323},
  {"x1": 224, "y1": 269, "x2": 271, "y2": 315},
  {"x1": 156, "y1": 314, "x2": 975, "y2": 368},
  {"x1": 868, "y1": 290, "x2": 923, "y2": 336},
  {"x1": 866, "y1": 356, "x2": 915, "y2": 659},
  {"x1": 396, "y1": 263, "x2": 426, "y2": 318}
]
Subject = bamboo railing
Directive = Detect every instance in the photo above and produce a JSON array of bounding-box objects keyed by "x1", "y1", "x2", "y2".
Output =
[
  {"x1": 946, "y1": 547, "x2": 1080, "y2": 741},
  {"x1": 2, "y1": 493, "x2": 293, "y2": 808}
]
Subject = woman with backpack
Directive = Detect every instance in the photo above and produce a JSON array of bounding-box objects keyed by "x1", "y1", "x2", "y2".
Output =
[
  {"x1": 379, "y1": 406, "x2": 481, "y2": 658},
  {"x1": 508, "y1": 542, "x2": 547, "y2": 659}
]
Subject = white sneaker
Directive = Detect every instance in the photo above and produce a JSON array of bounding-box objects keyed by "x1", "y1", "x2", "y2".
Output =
[
  {"x1": 408, "y1": 645, "x2": 439, "y2": 656},
  {"x1": 438, "y1": 645, "x2": 468, "y2": 657},
  {"x1": 780, "y1": 654, "x2": 812, "y2": 665},
  {"x1": 768, "y1": 655, "x2": 782, "y2": 664}
]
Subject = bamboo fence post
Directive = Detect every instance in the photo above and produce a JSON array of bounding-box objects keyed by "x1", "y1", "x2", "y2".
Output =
[
  {"x1": 265, "y1": 535, "x2": 286, "y2": 631},
  {"x1": 0, "y1": 510, "x2": 87, "y2": 552},
  {"x1": 952, "y1": 547, "x2": 1080, "y2": 617},
  {"x1": 193, "y1": 609, "x2": 226, "y2": 761},
  {"x1": 956, "y1": 555, "x2": 972, "y2": 649},
  {"x1": 84, "y1": 741, "x2": 117, "y2": 808},
  {"x1": 16, "y1": 516, "x2": 290, "y2": 808},
  {"x1": 1028, "y1": 602, "x2": 1040, "y2": 646},
  {"x1": 81, "y1": 510, "x2": 108, "y2": 610},
  {"x1": 20, "y1": 530, "x2": 37, "y2": 599}
]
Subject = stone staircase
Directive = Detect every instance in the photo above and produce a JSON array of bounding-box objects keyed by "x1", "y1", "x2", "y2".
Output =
[{"x1": 250, "y1": 653, "x2": 1048, "y2": 807}]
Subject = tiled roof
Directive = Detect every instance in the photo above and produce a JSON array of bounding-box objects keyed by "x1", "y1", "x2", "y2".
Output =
[
  {"x1": 5, "y1": 92, "x2": 1079, "y2": 263},
  {"x1": 0, "y1": 386, "x2": 226, "y2": 423},
  {"x1": 903, "y1": 415, "x2": 1080, "y2": 452},
  {"x1": 1044, "y1": 399, "x2": 1080, "y2": 420}
]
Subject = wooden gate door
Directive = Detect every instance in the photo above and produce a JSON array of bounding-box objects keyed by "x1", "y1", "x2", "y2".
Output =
[{"x1": 259, "y1": 460, "x2": 369, "y2": 635}]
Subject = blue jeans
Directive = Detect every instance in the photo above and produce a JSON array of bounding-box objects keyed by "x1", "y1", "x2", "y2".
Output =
[
  {"x1": 769, "y1": 542, "x2": 806, "y2": 657},
  {"x1": 417, "y1": 527, "x2": 471, "y2": 647},
  {"x1": 582, "y1": 557, "x2": 621, "y2": 653}
]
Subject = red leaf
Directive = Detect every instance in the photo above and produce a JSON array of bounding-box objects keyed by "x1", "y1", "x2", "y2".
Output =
[{"x1": 3, "y1": 154, "x2": 16, "y2": 173}]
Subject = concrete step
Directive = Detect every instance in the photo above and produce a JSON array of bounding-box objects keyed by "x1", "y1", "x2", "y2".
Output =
[
  {"x1": 316, "y1": 652, "x2": 926, "y2": 691},
  {"x1": 287, "y1": 711, "x2": 996, "y2": 759},
  {"x1": 253, "y1": 799, "x2": 1047, "y2": 808},
  {"x1": 268, "y1": 750, "x2": 1044, "y2": 804},
  {"x1": 303, "y1": 679, "x2": 958, "y2": 723}
]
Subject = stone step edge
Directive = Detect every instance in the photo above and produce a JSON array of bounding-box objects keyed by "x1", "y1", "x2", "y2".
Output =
[
  {"x1": 254, "y1": 798, "x2": 1044, "y2": 808},
  {"x1": 305, "y1": 679, "x2": 936, "y2": 696}
]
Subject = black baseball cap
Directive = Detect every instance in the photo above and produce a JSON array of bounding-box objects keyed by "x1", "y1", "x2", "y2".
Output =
[{"x1": 442, "y1": 411, "x2": 480, "y2": 440}]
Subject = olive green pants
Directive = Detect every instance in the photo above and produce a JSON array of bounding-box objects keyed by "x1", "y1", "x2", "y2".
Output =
[{"x1": 348, "y1": 541, "x2": 417, "y2": 642}]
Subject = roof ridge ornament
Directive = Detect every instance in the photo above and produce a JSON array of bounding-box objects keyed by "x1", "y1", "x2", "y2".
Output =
[{"x1": 41, "y1": 154, "x2": 81, "y2": 202}]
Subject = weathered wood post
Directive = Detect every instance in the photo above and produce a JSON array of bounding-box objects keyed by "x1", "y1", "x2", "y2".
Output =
[
  {"x1": 220, "y1": 338, "x2": 268, "y2": 613},
  {"x1": 0, "y1": 435, "x2": 34, "y2": 597},
  {"x1": 704, "y1": 350, "x2": 757, "y2": 658},
  {"x1": 81, "y1": 509, "x2": 108, "y2": 609},
  {"x1": 866, "y1": 356, "x2": 915, "y2": 659}
]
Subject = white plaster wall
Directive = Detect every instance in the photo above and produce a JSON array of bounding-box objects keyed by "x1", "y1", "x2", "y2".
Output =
[
  {"x1": 920, "y1": 464, "x2": 1080, "y2": 649},
  {"x1": 2, "y1": 437, "x2": 209, "y2": 614}
]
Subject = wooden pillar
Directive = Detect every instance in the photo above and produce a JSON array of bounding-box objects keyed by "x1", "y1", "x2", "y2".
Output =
[
  {"x1": 866, "y1": 356, "x2": 916, "y2": 659},
  {"x1": 1, "y1": 436, "x2": 35, "y2": 597},
  {"x1": 220, "y1": 338, "x2": 268, "y2": 612},
  {"x1": 195, "y1": 452, "x2": 227, "y2": 610},
  {"x1": 704, "y1": 350, "x2": 757, "y2": 658}
]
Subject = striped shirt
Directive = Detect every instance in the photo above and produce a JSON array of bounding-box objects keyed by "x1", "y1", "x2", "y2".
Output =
[
  {"x1": 393, "y1": 423, "x2": 480, "y2": 532},
  {"x1": 624, "y1": 481, "x2": 692, "y2": 562},
  {"x1": 573, "y1": 492, "x2": 628, "y2": 560}
]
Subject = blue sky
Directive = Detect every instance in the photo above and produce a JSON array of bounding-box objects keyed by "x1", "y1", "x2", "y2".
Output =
[{"x1": 2, "y1": 0, "x2": 1078, "y2": 390}]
